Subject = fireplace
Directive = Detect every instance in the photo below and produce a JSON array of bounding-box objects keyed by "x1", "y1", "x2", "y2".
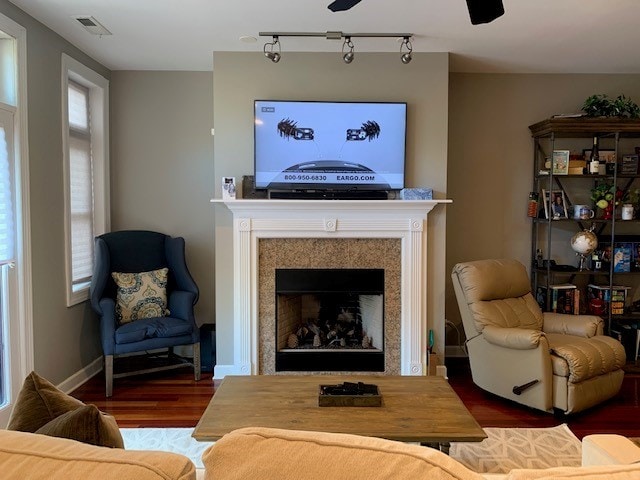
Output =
[
  {"x1": 275, "y1": 268, "x2": 385, "y2": 372},
  {"x1": 214, "y1": 198, "x2": 449, "y2": 378}
]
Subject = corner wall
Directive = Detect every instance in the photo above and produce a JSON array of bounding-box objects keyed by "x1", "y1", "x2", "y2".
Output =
[
  {"x1": 212, "y1": 52, "x2": 449, "y2": 371},
  {"x1": 446, "y1": 73, "x2": 640, "y2": 334}
]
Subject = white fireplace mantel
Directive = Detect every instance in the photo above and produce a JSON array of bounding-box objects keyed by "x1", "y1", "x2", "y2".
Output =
[{"x1": 213, "y1": 198, "x2": 451, "y2": 378}]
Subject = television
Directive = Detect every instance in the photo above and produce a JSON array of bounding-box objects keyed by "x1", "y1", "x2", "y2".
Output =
[{"x1": 254, "y1": 100, "x2": 407, "y2": 193}]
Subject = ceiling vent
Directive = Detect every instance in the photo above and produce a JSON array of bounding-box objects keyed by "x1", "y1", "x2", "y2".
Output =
[{"x1": 71, "y1": 16, "x2": 112, "y2": 36}]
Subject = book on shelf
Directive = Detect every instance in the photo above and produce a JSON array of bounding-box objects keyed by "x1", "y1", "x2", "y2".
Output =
[
  {"x1": 536, "y1": 284, "x2": 579, "y2": 314},
  {"x1": 586, "y1": 284, "x2": 631, "y2": 316},
  {"x1": 613, "y1": 243, "x2": 632, "y2": 273}
]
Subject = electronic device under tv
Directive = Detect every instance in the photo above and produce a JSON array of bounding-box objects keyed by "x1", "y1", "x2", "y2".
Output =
[{"x1": 254, "y1": 100, "x2": 407, "y2": 198}]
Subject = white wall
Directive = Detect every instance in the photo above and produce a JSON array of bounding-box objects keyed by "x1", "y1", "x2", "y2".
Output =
[{"x1": 212, "y1": 52, "x2": 450, "y2": 369}]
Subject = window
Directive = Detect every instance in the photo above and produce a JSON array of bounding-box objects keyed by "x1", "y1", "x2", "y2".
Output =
[
  {"x1": 0, "y1": 13, "x2": 32, "y2": 429},
  {"x1": 62, "y1": 55, "x2": 109, "y2": 306}
]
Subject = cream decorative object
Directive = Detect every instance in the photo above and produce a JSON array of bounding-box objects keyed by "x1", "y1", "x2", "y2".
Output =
[{"x1": 112, "y1": 267, "x2": 169, "y2": 323}]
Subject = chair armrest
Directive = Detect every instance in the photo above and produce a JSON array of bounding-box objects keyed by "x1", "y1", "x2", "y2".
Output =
[
  {"x1": 482, "y1": 325, "x2": 543, "y2": 350},
  {"x1": 582, "y1": 434, "x2": 640, "y2": 466},
  {"x1": 98, "y1": 298, "x2": 116, "y2": 355},
  {"x1": 543, "y1": 313, "x2": 603, "y2": 338},
  {"x1": 168, "y1": 290, "x2": 197, "y2": 322}
]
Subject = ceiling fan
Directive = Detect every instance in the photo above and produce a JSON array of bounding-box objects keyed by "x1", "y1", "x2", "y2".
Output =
[{"x1": 327, "y1": 0, "x2": 504, "y2": 25}]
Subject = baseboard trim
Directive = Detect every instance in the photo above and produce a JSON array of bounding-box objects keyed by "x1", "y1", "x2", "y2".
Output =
[
  {"x1": 213, "y1": 364, "x2": 237, "y2": 380},
  {"x1": 57, "y1": 357, "x2": 103, "y2": 394}
]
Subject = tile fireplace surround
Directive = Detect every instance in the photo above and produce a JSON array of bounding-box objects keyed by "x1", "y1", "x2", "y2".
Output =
[{"x1": 214, "y1": 198, "x2": 450, "y2": 378}]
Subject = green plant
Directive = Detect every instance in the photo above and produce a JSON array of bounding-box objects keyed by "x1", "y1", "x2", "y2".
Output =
[
  {"x1": 581, "y1": 94, "x2": 640, "y2": 118},
  {"x1": 591, "y1": 183, "x2": 629, "y2": 208}
]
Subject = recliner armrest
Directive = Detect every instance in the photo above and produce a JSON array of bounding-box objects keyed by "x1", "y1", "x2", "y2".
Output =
[
  {"x1": 482, "y1": 325, "x2": 543, "y2": 350},
  {"x1": 543, "y1": 313, "x2": 603, "y2": 338}
]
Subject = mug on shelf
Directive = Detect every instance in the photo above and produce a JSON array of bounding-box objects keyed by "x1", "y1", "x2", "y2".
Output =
[
  {"x1": 622, "y1": 203, "x2": 635, "y2": 220},
  {"x1": 572, "y1": 204, "x2": 594, "y2": 220}
]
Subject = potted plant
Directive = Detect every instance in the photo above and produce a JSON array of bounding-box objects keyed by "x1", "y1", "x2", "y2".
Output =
[
  {"x1": 582, "y1": 94, "x2": 640, "y2": 118},
  {"x1": 590, "y1": 183, "x2": 623, "y2": 219}
]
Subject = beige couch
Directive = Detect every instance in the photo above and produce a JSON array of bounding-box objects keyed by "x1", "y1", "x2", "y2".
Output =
[
  {"x1": 2, "y1": 427, "x2": 639, "y2": 479},
  {"x1": 202, "y1": 427, "x2": 640, "y2": 480}
]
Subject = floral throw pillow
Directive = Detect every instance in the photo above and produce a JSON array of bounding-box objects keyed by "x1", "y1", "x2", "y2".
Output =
[{"x1": 111, "y1": 268, "x2": 169, "y2": 323}]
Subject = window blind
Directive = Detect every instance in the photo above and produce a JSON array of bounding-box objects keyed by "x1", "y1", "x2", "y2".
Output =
[
  {"x1": 0, "y1": 125, "x2": 14, "y2": 265},
  {"x1": 68, "y1": 81, "x2": 94, "y2": 285}
]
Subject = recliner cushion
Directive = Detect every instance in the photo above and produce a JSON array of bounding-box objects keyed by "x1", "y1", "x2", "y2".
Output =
[
  {"x1": 115, "y1": 316, "x2": 194, "y2": 344},
  {"x1": 546, "y1": 333, "x2": 626, "y2": 383},
  {"x1": 470, "y1": 294, "x2": 543, "y2": 332}
]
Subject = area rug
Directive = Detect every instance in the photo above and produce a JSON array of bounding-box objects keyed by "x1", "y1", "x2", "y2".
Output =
[
  {"x1": 120, "y1": 428, "x2": 213, "y2": 468},
  {"x1": 449, "y1": 424, "x2": 582, "y2": 474}
]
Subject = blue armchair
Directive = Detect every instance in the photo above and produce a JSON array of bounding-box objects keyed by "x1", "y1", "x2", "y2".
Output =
[{"x1": 89, "y1": 230, "x2": 201, "y2": 397}]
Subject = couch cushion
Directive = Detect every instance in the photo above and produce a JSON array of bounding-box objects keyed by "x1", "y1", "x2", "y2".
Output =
[
  {"x1": 505, "y1": 464, "x2": 640, "y2": 479},
  {"x1": 546, "y1": 333, "x2": 626, "y2": 382},
  {"x1": 112, "y1": 268, "x2": 169, "y2": 324},
  {"x1": 35, "y1": 404, "x2": 124, "y2": 448},
  {"x1": 0, "y1": 430, "x2": 195, "y2": 480},
  {"x1": 115, "y1": 316, "x2": 194, "y2": 344},
  {"x1": 7, "y1": 371, "x2": 85, "y2": 432},
  {"x1": 203, "y1": 427, "x2": 484, "y2": 480}
]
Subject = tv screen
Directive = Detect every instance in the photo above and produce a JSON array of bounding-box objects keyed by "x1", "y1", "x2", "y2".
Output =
[{"x1": 254, "y1": 100, "x2": 407, "y2": 191}]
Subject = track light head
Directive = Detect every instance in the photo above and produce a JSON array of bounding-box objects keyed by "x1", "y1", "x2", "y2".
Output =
[
  {"x1": 400, "y1": 36, "x2": 412, "y2": 64},
  {"x1": 263, "y1": 35, "x2": 281, "y2": 63},
  {"x1": 342, "y1": 36, "x2": 355, "y2": 64}
]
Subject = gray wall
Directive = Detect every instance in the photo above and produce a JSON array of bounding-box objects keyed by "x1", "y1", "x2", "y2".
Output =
[
  {"x1": 212, "y1": 52, "x2": 450, "y2": 368},
  {"x1": 446, "y1": 74, "x2": 640, "y2": 333},
  {"x1": 109, "y1": 71, "x2": 215, "y2": 325},
  {"x1": 0, "y1": 0, "x2": 110, "y2": 384}
]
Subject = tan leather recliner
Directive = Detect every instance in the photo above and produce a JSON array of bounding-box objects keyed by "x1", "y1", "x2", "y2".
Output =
[{"x1": 451, "y1": 259, "x2": 626, "y2": 414}]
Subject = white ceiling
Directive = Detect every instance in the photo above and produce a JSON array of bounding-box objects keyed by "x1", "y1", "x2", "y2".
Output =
[{"x1": 8, "y1": 0, "x2": 640, "y2": 73}]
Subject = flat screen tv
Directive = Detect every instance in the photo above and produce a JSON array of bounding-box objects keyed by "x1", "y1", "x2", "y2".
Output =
[{"x1": 254, "y1": 100, "x2": 407, "y2": 192}]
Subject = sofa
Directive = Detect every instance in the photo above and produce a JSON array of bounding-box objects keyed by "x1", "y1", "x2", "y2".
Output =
[{"x1": 1, "y1": 427, "x2": 639, "y2": 480}]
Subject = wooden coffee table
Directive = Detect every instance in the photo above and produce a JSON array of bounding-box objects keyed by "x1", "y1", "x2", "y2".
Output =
[{"x1": 193, "y1": 375, "x2": 486, "y2": 452}]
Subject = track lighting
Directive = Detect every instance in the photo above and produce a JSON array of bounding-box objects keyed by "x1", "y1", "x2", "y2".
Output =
[
  {"x1": 259, "y1": 31, "x2": 413, "y2": 65},
  {"x1": 400, "y1": 36, "x2": 412, "y2": 64},
  {"x1": 263, "y1": 35, "x2": 281, "y2": 63},
  {"x1": 342, "y1": 36, "x2": 355, "y2": 64}
]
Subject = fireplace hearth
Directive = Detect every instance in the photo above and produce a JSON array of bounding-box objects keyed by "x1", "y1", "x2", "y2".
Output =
[{"x1": 276, "y1": 268, "x2": 384, "y2": 372}]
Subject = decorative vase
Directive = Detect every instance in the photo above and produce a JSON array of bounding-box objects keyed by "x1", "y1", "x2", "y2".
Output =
[{"x1": 602, "y1": 203, "x2": 614, "y2": 220}]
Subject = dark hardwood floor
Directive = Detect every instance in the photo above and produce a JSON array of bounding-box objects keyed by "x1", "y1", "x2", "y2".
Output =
[{"x1": 70, "y1": 359, "x2": 640, "y2": 439}]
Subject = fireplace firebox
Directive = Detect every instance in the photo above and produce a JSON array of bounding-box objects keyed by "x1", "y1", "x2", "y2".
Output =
[{"x1": 275, "y1": 268, "x2": 384, "y2": 372}]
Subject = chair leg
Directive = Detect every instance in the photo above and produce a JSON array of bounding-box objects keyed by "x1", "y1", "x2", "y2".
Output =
[
  {"x1": 105, "y1": 355, "x2": 113, "y2": 397},
  {"x1": 193, "y1": 342, "x2": 201, "y2": 381}
]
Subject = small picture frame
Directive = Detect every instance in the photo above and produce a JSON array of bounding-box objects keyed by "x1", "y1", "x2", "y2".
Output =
[
  {"x1": 222, "y1": 176, "x2": 236, "y2": 200},
  {"x1": 542, "y1": 189, "x2": 568, "y2": 219},
  {"x1": 552, "y1": 150, "x2": 570, "y2": 175}
]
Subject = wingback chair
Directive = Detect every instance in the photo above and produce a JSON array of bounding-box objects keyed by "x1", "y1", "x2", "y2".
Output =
[
  {"x1": 452, "y1": 258, "x2": 626, "y2": 414},
  {"x1": 90, "y1": 230, "x2": 201, "y2": 397}
]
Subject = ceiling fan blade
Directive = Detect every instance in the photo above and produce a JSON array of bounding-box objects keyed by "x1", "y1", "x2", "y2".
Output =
[
  {"x1": 466, "y1": 0, "x2": 504, "y2": 24},
  {"x1": 327, "y1": 0, "x2": 363, "y2": 12}
]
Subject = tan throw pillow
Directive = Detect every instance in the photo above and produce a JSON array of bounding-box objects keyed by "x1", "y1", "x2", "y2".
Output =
[
  {"x1": 111, "y1": 267, "x2": 169, "y2": 323},
  {"x1": 35, "y1": 404, "x2": 124, "y2": 448},
  {"x1": 7, "y1": 371, "x2": 85, "y2": 432}
]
